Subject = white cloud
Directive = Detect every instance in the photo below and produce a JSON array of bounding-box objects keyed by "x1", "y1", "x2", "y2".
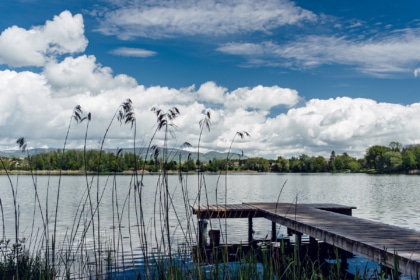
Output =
[
  {"x1": 195, "y1": 82, "x2": 299, "y2": 111},
  {"x1": 216, "y1": 43, "x2": 266, "y2": 56},
  {"x1": 110, "y1": 47, "x2": 157, "y2": 57},
  {"x1": 196, "y1": 82, "x2": 227, "y2": 104},
  {"x1": 95, "y1": 0, "x2": 317, "y2": 39},
  {"x1": 255, "y1": 97, "x2": 419, "y2": 158},
  {"x1": 225, "y1": 85, "x2": 299, "y2": 112},
  {"x1": 3, "y1": 57, "x2": 420, "y2": 159},
  {"x1": 43, "y1": 55, "x2": 137, "y2": 96},
  {"x1": 3, "y1": 10, "x2": 420, "y2": 160},
  {"x1": 218, "y1": 28, "x2": 420, "y2": 77},
  {"x1": 0, "y1": 11, "x2": 87, "y2": 67},
  {"x1": 414, "y1": 68, "x2": 420, "y2": 77}
]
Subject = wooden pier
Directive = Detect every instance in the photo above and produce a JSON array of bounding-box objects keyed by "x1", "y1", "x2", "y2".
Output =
[{"x1": 193, "y1": 202, "x2": 420, "y2": 277}]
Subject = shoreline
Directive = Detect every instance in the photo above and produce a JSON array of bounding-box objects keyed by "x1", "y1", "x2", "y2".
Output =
[{"x1": 0, "y1": 169, "x2": 262, "y2": 175}]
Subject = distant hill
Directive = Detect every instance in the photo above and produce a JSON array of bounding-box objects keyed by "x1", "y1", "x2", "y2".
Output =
[
  {"x1": 0, "y1": 148, "x2": 57, "y2": 158},
  {"x1": 0, "y1": 147, "x2": 247, "y2": 162}
]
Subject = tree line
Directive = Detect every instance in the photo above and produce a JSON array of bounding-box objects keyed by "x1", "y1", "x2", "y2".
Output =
[
  {"x1": 273, "y1": 141, "x2": 420, "y2": 173},
  {"x1": 2, "y1": 141, "x2": 420, "y2": 174}
]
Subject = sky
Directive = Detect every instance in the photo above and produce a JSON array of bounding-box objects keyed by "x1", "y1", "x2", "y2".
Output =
[{"x1": 1, "y1": 0, "x2": 420, "y2": 159}]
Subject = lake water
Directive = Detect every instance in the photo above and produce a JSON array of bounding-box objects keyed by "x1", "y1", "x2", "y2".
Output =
[{"x1": 1, "y1": 172, "x2": 420, "y2": 277}]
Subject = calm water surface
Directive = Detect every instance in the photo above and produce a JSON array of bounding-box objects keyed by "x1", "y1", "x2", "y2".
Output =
[{"x1": 1, "y1": 173, "x2": 419, "y2": 275}]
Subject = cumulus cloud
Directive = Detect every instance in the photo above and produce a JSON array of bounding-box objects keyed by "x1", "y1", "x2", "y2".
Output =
[
  {"x1": 0, "y1": 11, "x2": 87, "y2": 67},
  {"x1": 194, "y1": 82, "x2": 299, "y2": 111},
  {"x1": 2, "y1": 54, "x2": 420, "y2": 159},
  {"x1": 0, "y1": 51, "x2": 303, "y2": 154},
  {"x1": 2, "y1": 10, "x2": 420, "y2": 160},
  {"x1": 196, "y1": 82, "x2": 227, "y2": 104},
  {"x1": 95, "y1": 0, "x2": 317, "y2": 39},
  {"x1": 218, "y1": 28, "x2": 420, "y2": 77},
  {"x1": 225, "y1": 85, "x2": 299, "y2": 112},
  {"x1": 43, "y1": 55, "x2": 137, "y2": 96},
  {"x1": 110, "y1": 47, "x2": 157, "y2": 57},
  {"x1": 258, "y1": 97, "x2": 420, "y2": 157}
]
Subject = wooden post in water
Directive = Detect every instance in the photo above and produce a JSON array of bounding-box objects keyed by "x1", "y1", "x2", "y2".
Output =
[
  {"x1": 198, "y1": 220, "x2": 207, "y2": 247},
  {"x1": 294, "y1": 232, "x2": 302, "y2": 246},
  {"x1": 309, "y1": 237, "x2": 317, "y2": 248},
  {"x1": 209, "y1": 229, "x2": 221, "y2": 247},
  {"x1": 271, "y1": 221, "x2": 276, "y2": 241},
  {"x1": 309, "y1": 236, "x2": 318, "y2": 256},
  {"x1": 248, "y1": 217, "x2": 253, "y2": 244}
]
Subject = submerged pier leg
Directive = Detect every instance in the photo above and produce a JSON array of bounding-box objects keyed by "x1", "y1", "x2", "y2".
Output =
[
  {"x1": 340, "y1": 249, "x2": 349, "y2": 270},
  {"x1": 198, "y1": 220, "x2": 208, "y2": 247},
  {"x1": 287, "y1": 228, "x2": 302, "y2": 246},
  {"x1": 248, "y1": 217, "x2": 253, "y2": 244},
  {"x1": 309, "y1": 236, "x2": 318, "y2": 259},
  {"x1": 209, "y1": 229, "x2": 221, "y2": 247},
  {"x1": 271, "y1": 222, "x2": 276, "y2": 241},
  {"x1": 294, "y1": 232, "x2": 302, "y2": 246},
  {"x1": 309, "y1": 237, "x2": 317, "y2": 249}
]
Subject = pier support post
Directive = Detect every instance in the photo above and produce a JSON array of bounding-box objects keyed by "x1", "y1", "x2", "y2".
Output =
[
  {"x1": 209, "y1": 229, "x2": 221, "y2": 247},
  {"x1": 340, "y1": 249, "x2": 349, "y2": 270},
  {"x1": 287, "y1": 228, "x2": 302, "y2": 245},
  {"x1": 308, "y1": 236, "x2": 320, "y2": 261},
  {"x1": 248, "y1": 217, "x2": 253, "y2": 244},
  {"x1": 309, "y1": 236, "x2": 318, "y2": 258},
  {"x1": 309, "y1": 237, "x2": 317, "y2": 249},
  {"x1": 198, "y1": 220, "x2": 208, "y2": 247},
  {"x1": 294, "y1": 232, "x2": 302, "y2": 246},
  {"x1": 271, "y1": 222, "x2": 276, "y2": 241}
]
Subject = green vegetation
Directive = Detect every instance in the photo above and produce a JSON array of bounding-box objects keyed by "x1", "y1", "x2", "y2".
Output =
[
  {"x1": 0, "y1": 240, "x2": 53, "y2": 279},
  {"x1": 4, "y1": 140, "x2": 420, "y2": 174}
]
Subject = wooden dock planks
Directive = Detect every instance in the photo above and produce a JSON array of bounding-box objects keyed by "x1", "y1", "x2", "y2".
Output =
[{"x1": 192, "y1": 202, "x2": 420, "y2": 276}]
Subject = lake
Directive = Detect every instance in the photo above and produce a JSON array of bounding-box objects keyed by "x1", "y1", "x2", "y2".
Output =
[{"x1": 1, "y1": 172, "x2": 419, "y2": 277}]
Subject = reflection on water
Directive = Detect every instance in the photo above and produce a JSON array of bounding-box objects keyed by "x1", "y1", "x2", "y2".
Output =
[{"x1": 1, "y1": 173, "x2": 420, "y2": 277}]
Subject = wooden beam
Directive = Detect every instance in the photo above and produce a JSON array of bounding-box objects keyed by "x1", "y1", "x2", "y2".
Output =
[{"x1": 248, "y1": 217, "x2": 253, "y2": 244}]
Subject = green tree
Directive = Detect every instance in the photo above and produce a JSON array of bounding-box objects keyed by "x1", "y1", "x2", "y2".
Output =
[
  {"x1": 243, "y1": 157, "x2": 269, "y2": 172},
  {"x1": 312, "y1": 156, "x2": 328, "y2": 172},
  {"x1": 382, "y1": 151, "x2": 403, "y2": 173},
  {"x1": 182, "y1": 159, "x2": 196, "y2": 172},
  {"x1": 405, "y1": 145, "x2": 420, "y2": 169},
  {"x1": 289, "y1": 156, "x2": 301, "y2": 172},
  {"x1": 364, "y1": 145, "x2": 391, "y2": 170},
  {"x1": 300, "y1": 154, "x2": 311, "y2": 172},
  {"x1": 164, "y1": 160, "x2": 177, "y2": 171},
  {"x1": 347, "y1": 160, "x2": 360, "y2": 172},
  {"x1": 32, "y1": 153, "x2": 47, "y2": 170},
  {"x1": 389, "y1": 141, "x2": 402, "y2": 152},
  {"x1": 402, "y1": 150, "x2": 417, "y2": 171},
  {"x1": 274, "y1": 156, "x2": 290, "y2": 172},
  {"x1": 333, "y1": 157, "x2": 344, "y2": 171}
]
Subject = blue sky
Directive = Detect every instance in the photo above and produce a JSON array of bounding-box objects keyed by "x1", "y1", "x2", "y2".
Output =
[{"x1": 0, "y1": 0, "x2": 420, "y2": 158}]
